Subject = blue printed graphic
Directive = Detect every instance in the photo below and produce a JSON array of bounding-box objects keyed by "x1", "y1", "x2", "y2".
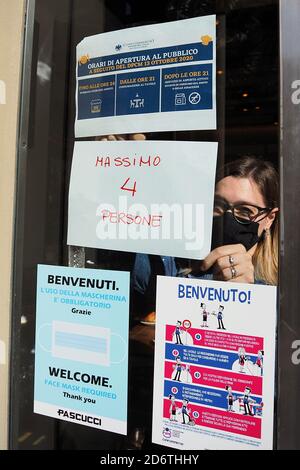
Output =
[
  {"x1": 164, "y1": 380, "x2": 262, "y2": 414},
  {"x1": 77, "y1": 42, "x2": 213, "y2": 77},
  {"x1": 165, "y1": 343, "x2": 256, "y2": 372},
  {"x1": 161, "y1": 64, "x2": 212, "y2": 113},
  {"x1": 77, "y1": 75, "x2": 115, "y2": 120},
  {"x1": 54, "y1": 331, "x2": 108, "y2": 353},
  {"x1": 116, "y1": 70, "x2": 160, "y2": 116},
  {"x1": 34, "y1": 265, "x2": 130, "y2": 433}
]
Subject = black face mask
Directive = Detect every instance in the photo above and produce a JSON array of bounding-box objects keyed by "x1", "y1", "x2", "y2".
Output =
[{"x1": 211, "y1": 212, "x2": 261, "y2": 252}]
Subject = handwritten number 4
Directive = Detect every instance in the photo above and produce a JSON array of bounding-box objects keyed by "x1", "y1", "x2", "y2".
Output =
[{"x1": 120, "y1": 177, "x2": 137, "y2": 197}]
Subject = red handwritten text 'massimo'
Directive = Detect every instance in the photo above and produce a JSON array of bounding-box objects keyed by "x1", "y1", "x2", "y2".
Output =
[{"x1": 95, "y1": 155, "x2": 161, "y2": 167}]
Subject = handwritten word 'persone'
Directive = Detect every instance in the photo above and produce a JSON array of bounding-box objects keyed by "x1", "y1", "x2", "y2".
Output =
[
  {"x1": 95, "y1": 156, "x2": 161, "y2": 168},
  {"x1": 100, "y1": 210, "x2": 162, "y2": 227}
]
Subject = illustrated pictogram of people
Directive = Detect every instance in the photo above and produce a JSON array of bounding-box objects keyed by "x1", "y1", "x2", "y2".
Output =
[
  {"x1": 173, "y1": 357, "x2": 183, "y2": 382},
  {"x1": 238, "y1": 347, "x2": 250, "y2": 374},
  {"x1": 255, "y1": 350, "x2": 264, "y2": 376},
  {"x1": 168, "y1": 394, "x2": 178, "y2": 421},
  {"x1": 255, "y1": 401, "x2": 264, "y2": 417},
  {"x1": 181, "y1": 399, "x2": 192, "y2": 425},
  {"x1": 217, "y1": 305, "x2": 226, "y2": 330},
  {"x1": 240, "y1": 386, "x2": 256, "y2": 416},
  {"x1": 225, "y1": 385, "x2": 236, "y2": 412},
  {"x1": 185, "y1": 364, "x2": 191, "y2": 384},
  {"x1": 200, "y1": 303, "x2": 210, "y2": 328},
  {"x1": 173, "y1": 320, "x2": 183, "y2": 345}
]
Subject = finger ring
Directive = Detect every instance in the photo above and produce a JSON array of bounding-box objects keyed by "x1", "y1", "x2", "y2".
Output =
[
  {"x1": 230, "y1": 266, "x2": 237, "y2": 279},
  {"x1": 229, "y1": 255, "x2": 234, "y2": 266}
]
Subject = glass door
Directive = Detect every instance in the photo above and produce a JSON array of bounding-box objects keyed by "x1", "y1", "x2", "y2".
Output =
[{"x1": 11, "y1": 0, "x2": 280, "y2": 450}]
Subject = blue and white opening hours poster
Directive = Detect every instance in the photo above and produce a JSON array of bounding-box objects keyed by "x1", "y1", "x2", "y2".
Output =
[
  {"x1": 75, "y1": 14, "x2": 216, "y2": 137},
  {"x1": 152, "y1": 276, "x2": 277, "y2": 450},
  {"x1": 34, "y1": 265, "x2": 130, "y2": 435}
]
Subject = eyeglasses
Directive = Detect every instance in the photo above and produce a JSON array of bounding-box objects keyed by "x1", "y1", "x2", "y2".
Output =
[{"x1": 213, "y1": 198, "x2": 273, "y2": 225}]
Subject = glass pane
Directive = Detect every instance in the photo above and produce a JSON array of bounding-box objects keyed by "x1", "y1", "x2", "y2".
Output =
[{"x1": 11, "y1": 0, "x2": 279, "y2": 450}]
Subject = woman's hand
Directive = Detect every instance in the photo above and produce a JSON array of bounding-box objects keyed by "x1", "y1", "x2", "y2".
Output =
[
  {"x1": 95, "y1": 133, "x2": 146, "y2": 141},
  {"x1": 201, "y1": 244, "x2": 256, "y2": 284}
]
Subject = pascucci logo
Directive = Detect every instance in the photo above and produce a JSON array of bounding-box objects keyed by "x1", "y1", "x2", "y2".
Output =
[{"x1": 115, "y1": 44, "x2": 122, "y2": 51}]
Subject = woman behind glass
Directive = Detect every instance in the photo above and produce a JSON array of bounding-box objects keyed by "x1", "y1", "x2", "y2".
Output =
[{"x1": 202, "y1": 156, "x2": 279, "y2": 286}]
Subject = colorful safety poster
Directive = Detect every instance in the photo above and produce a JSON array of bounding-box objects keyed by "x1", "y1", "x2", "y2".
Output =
[
  {"x1": 152, "y1": 276, "x2": 277, "y2": 450},
  {"x1": 34, "y1": 265, "x2": 130, "y2": 435},
  {"x1": 75, "y1": 15, "x2": 216, "y2": 137},
  {"x1": 67, "y1": 140, "x2": 218, "y2": 260}
]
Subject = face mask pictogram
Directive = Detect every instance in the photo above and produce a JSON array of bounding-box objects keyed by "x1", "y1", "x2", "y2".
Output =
[{"x1": 37, "y1": 321, "x2": 126, "y2": 366}]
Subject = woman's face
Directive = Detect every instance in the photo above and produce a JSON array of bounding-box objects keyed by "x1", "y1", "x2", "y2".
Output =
[{"x1": 215, "y1": 176, "x2": 277, "y2": 236}]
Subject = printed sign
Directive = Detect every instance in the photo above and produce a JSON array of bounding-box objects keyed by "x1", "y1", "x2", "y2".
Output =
[
  {"x1": 67, "y1": 140, "x2": 218, "y2": 260},
  {"x1": 34, "y1": 265, "x2": 130, "y2": 435},
  {"x1": 75, "y1": 15, "x2": 216, "y2": 137},
  {"x1": 152, "y1": 276, "x2": 277, "y2": 450}
]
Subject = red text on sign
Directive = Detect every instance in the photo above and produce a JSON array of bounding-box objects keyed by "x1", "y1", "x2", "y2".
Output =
[{"x1": 100, "y1": 210, "x2": 162, "y2": 227}]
